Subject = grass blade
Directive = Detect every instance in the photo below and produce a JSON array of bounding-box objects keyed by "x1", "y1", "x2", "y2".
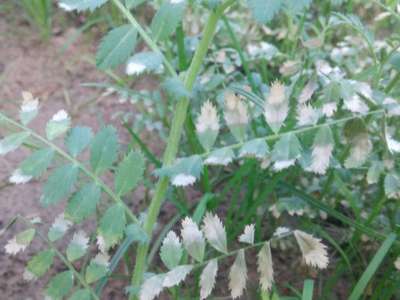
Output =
[
  {"x1": 302, "y1": 279, "x2": 314, "y2": 300},
  {"x1": 349, "y1": 233, "x2": 397, "y2": 300}
]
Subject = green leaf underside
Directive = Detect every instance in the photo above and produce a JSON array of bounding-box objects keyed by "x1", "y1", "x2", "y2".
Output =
[
  {"x1": 65, "y1": 126, "x2": 93, "y2": 157},
  {"x1": 45, "y1": 271, "x2": 74, "y2": 299},
  {"x1": 151, "y1": 1, "x2": 186, "y2": 41},
  {"x1": 27, "y1": 249, "x2": 55, "y2": 278},
  {"x1": 115, "y1": 150, "x2": 145, "y2": 196},
  {"x1": 90, "y1": 126, "x2": 119, "y2": 174},
  {"x1": 66, "y1": 183, "x2": 102, "y2": 223},
  {"x1": 20, "y1": 148, "x2": 55, "y2": 177},
  {"x1": 69, "y1": 289, "x2": 91, "y2": 300},
  {"x1": 40, "y1": 164, "x2": 79, "y2": 206},
  {"x1": 97, "y1": 25, "x2": 138, "y2": 70}
]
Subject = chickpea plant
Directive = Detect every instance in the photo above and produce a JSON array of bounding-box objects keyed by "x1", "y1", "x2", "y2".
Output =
[{"x1": 2, "y1": 0, "x2": 400, "y2": 299}]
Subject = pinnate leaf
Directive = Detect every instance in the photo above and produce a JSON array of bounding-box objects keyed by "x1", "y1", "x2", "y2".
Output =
[
  {"x1": 115, "y1": 150, "x2": 145, "y2": 196},
  {"x1": 19, "y1": 148, "x2": 54, "y2": 178},
  {"x1": 26, "y1": 249, "x2": 55, "y2": 278},
  {"x1": 65, "y1": 126, "x2": 93, "y2": 157},
  {"x1": 98, "y1": 204, "x2": 127, "y2": 248},
  {"x1": 66, "y1": 183, "x2": 101, "y2": 223},
  {"x1": 45, "y1": 271, "x2": 74, "y2": 299},
  {"x1": 0, "y1": 132, "x2": 30, "y2": 155}
]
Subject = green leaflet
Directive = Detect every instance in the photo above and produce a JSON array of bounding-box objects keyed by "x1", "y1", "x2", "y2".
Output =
[
  {"x1": 98, "y1": 204, "x2": 127, "y2": 248},
  {"x1": 69, "y1": 289, "x2": 91, "y2": 300},
  {"x1": 65, "y1": 126, "x2": 93, "y2": 157},
  {"x1": 46, "y1": 114, "x2": 70, "y2": 140},
  {"x1": 86, "y1": 258, "x2": 108, "y2": 284},
  {"x1": 40, "y1": 164, "x2": 79, "y2": 207},
  {"x1": 66, "y1": 183, "x2": 101, "y2": 223},
  {"x1": 247, "y1": 0, "x2": 283, "y2": 24},
  {"x1": 115, "y1": 150, "x2": 145, "y2": 196},
  {"x1": 26, "y1": 249, "x2": 55, "y2": 278},
  {"x1": 45, "y1": 271, "x2": 74, "y2": 299},
  {"x1": 271, "y1": 133, "x2": 303, "y2": 162},
  {"x1": 90, "y1": 126, "x2": 119, "y2": 174},
  {"x1": 96, "y1": 25, "x2": 138, "y2": 70},
  {"x1": 239, "y1": 138, "x2": 269, "y2": 158},
  {"x1": 150, "y1": 0, "x2": 187, "y2": 41},
  {"x1": 0, "y1": 132, "x2": 30, "y2": 155},
  {"x1": 16, "y1": 228, "x2": 36, "y2": 246},
  {"x1": 58, "y1": 0, "x2": 109, "y2": 12},
  {"x1": 66, "y1": 235, "x2": 88, "y2": 262},
  {"x1": 389, "y1": 52, "x2": 400, "y2": 72},
  {"x1": 20, "y1": 148, "x2": 55, "y2": 178}
]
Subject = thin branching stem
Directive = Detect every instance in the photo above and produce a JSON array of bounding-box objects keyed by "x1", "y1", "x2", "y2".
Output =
[
  {"x1": 194, "y1": 109, "x2": 386, "y2": 159},
  {"x1": 17, "y1": 216, "x2": 100, "y2": 300},
  {"x1": 0, "y1": 112, "x2": 139, "y2": 223}
]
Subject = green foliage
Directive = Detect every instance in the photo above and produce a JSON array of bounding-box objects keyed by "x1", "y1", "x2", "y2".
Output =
[
  {"x1": 45, "y1": 271, "x2": 74, "y2": 299},
  {"x1": 90, "y1": 126, "x2": 119, "y2": 174},
  {"x1": 26, "y1": 249, "x2": 55, "y2": 278},
  {"x1": 0, "y1": 132, "x2": 30, "y2": 155},
  {"x1": 20, "y1": 148, "x2": 55, "y2": 177},
  {"x1": 247, "y1": 0, "x2": 283, "y2": 24},
  {"x1": 150, "y1": 1, "x2": 187, "y2": 41},
  {"x1": 98, "y1": 204, "x2": 127, "y2": 247},
  {"x1": 40, "y1": 164, "x2": 79, "y2": 206},
  {"x1": 66, "y1": 183, "x2": 102, "y2": 223},
  {"x1": 97, "y1": 25, "x2": 138, "y2": 70},
  {"x1": 65, "y1": 126, "x2": 93, "y2": 157},
  {"x1": 115, "y1": 150, "x2": 145, "y2": 196}
]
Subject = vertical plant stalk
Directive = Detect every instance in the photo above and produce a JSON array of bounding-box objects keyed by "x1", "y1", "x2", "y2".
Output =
[{"x1": 127, "y1": 2, "x2": 234, "y2": 297}]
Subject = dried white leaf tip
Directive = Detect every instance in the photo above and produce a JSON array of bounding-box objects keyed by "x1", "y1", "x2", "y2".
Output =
[
  {"x1": 229, "y1": 249, "x2": 247, "y2": 299},
  {"x1": 224, "y1": 91, "x2": 249, "y2": 126},
  {"x1": 139, "y1": 274, "x2": 164, "y2": 300},
  {"x1": 202, "y1": 213, "x2": 228, "y2": 253},
  {"x1": 273, "y1": 159, "x2": 296, "y2": 171},
  {"x1": 51, "y1": 109, "x2": 69, "y2": 122},
  {"x1": 294, "y1": 230, "x2": 329, "y2": 269},
  {"x1": 200, "y1": 259, "x2": 218, "y2": 300},
  {"x1": 196, "y1": 101, "x2": 219, "y2": 133},
  {"x1": 297, "y1": 104, "x2": 319, "y2": 126},
  {"x1": 9, "y1": 169, "x2": 32, "y2": 184},
  {"x1": 51, "y1": 213, "x2": 72, "y2": 235},
  {"x1": 257, "y1": 242, "x2": 274, "y2": 291},
  {"x1": 21, "y1": 91, "x2": 39, "y2": 112},
  {"x1": 267, "y1": 81, "x2": 286, "y2": 105},
  {"x1": 395, "y1": 257, "x2": 400, "y2": 271},
  {"x1": 23, "y1": 269, "x2": 36, "y2": 281},
  {"x1": 160, "y1": 231, "x2": 182, "y2": 270},
  {"x1": 171, "y1": 174, "x2": 196, "y2": 187},
  {"x1": 273, "y1": 226, "x2": 291, "y2": 237},
  {"x1": 386, "y1": 133, "x2": 400, "y2": 154},
  {"x1": 58, "y1": 2, "x2": 74, "y2": 11},
  {"x1": 238, "y1": 224, "x2": 255, "y2": 244},
  {"x1": 163, "y1": 265, "x2": 193, "y2": 288},
  {"x1": 299, "y1": 81, "x2": 317, "y2": 104},
  {"x1": 126, "y1": 61, "x2": 146, "y2": 75},
  {"x1": 5, "y1": 237, "x2": 27, "y2": 255},
  {"x1": 264, "y1": 81, "x2": 288, "y2": 133},
  {"x1": 71, "y1": 231, "x2": 89, "y2": 250},
  {"x1": 97, "y1": 235, "x2": 107, "y2": 253},
  {"x1": 93, "y1": 253, "x2": 110, "y2": 268},
  {"x1": 308, "y1": 144, "x2": 333, "y2": 175},
  {"x1": 181, "y1": 217, "x2": 205, "y2": 262}
]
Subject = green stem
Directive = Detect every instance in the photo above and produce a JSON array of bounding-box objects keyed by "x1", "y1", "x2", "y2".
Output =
[
  {"x1": 128, "y1": 2, "x2": 234, "y2": 296},
  {"x1": 111, "y1": 0, "x2": 177, "y2": 77},
  {"x1": 0, "y1": 112, "x2": 138, "y2": 223}
]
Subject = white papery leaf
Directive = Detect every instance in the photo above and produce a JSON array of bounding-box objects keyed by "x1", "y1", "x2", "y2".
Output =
[
  {"x1": 294, "y1": 230, "x2": 329, "y2": 269},
  {"x1": 395, "y1": 257, "x2": 400, "y2": 270},
  {"x1": 257, "y1": 242, "x2": 274, "y2": 292},
  {"x1": 322, "y1": 102, "x2": 337, "y2": 117},
  {"x1": 196, "y1": 100, "x2": 220, "y2": 133},
  {"x1": 299, "y1": 80, "x2": 317, "y2": 103},
  {"x1": 171, "y1": 174, "x2": 196, "y2": 187},
  {"x1": 229, "y1": 249, "x2": 247, "y2": 299},
  {"x1": 344, "y1": 94, "x2": 369, "y2": 114},
  {"x1": 202, "y1": 213, "x2": 228, "y2": 254},
  {"x1": 344, "y1": 134, "x2": 372, "y2": 168},
  {"x1": 5, "y1": 237, "x2": 27, "y2": 255},
  {"x1": 160, "y1": 231, "x2": 183, "y2": 270},
  {"x1": 48, "y1": 213, "x2": 72, "y2": 241},
  {"x1": 386, "y1": 133, "x2": 400, "y2": 154},
  {"x1": 308, "y1": 126, "x2": 334, "y2": 175},
  {"x1": 200, "y1": 259, "x2": 218, "y2": 300},
  {"x1": 181, "y1": 217, "x2": 205, "y2": 262},
  {"x1": 296, "y1": 104, "x2": 320, "y2": 126},
  {"x1": 9, "y1": 169, "x2": 32, "y2": 184},
  {"x1": 238, "y1": 224, "x2": 255, "y2": 244},
  {"x1": 163, "y1": 265, "x2": 193, "y2": 288},
  {"x1": 139, "y1": 275, "x2": 165, "y2": 300},
  {"x1": 273, "y1": 159, "x2": 296, "y2": 171},
  {"x1": 264, "y1": 81, "x2": 288, "y2": 133}
]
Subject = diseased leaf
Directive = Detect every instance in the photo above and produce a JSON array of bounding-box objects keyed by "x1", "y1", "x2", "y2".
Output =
[
  {"x1": 239, "y1": 138, "x2": 269, "y2": 158},
  {"x1": 65, "y1": 126, "x2": 93, "y2": 157},
  {"x1": 97, "y1": 25, "x2": 138, "y2": 70},
  {"x1": 40, "y1": 164, "x2": 79, "y2": 206},
  {"x1": 85, "y1": 254, "x2": 109, "y2": 284},
  {"x1": 46, "y1": 110, "x2": 71, "y2": 140},
  {"x1": 271, "y1": 133, "x2": 303, "y2": 171},
  {"x1": 181, "y1": 217, "x2": 205, "y2": 262},
  {"x1": 126, "y1": 51, "x2": 163, "y2": 75},
  {"x1": 200, "y1": 259, "x2": 218, "y2": 300},
  {"x1": 20, "y1": 148, "x2": 55, "y2": 178},
  {"x1": 90, "y1": 126, "x2": 119, "y2": 174},
  {"x1": 202, "y1": 213, "x2": 228, "y2": 254},
  {"x1": 229, "y1": 249, "x2": 247, "y2": 298},
  {"x1": 45, "y1": 271, "x2": 74, "y2": 299},
  {"x1": 151, "y1": 0, "x2": 187, "y2": 41},
  {"x1": 66, "y1": 183, "x2": 101, "y2": 223},
  {"x1": 160, "y1": 231, "x2": 183, "y2": 270},
  {"x1": 163, "y1": 265, "x2": 193, "y2": 288},
  {"x1": 66, "y1": 231, "x2": 89, "y2": 262},
  {"x1": 139, "y1": 274, "x2": 165, "y2": 300},
  {"x1": 58, "y1": 0, "x2": 108, "y2": 12},
  {"x1": 257, "y1": 242, "x2": 274, "y2": 292},
  {"x1": 0, "y1": 132, "x2": 30, "y2": 155},
  {"x1": 115, "y1": 151, "x2": 145, "y2": 196},
  {"x1": 98, "y1": 204, "x2": 127, "y2": 248}
]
